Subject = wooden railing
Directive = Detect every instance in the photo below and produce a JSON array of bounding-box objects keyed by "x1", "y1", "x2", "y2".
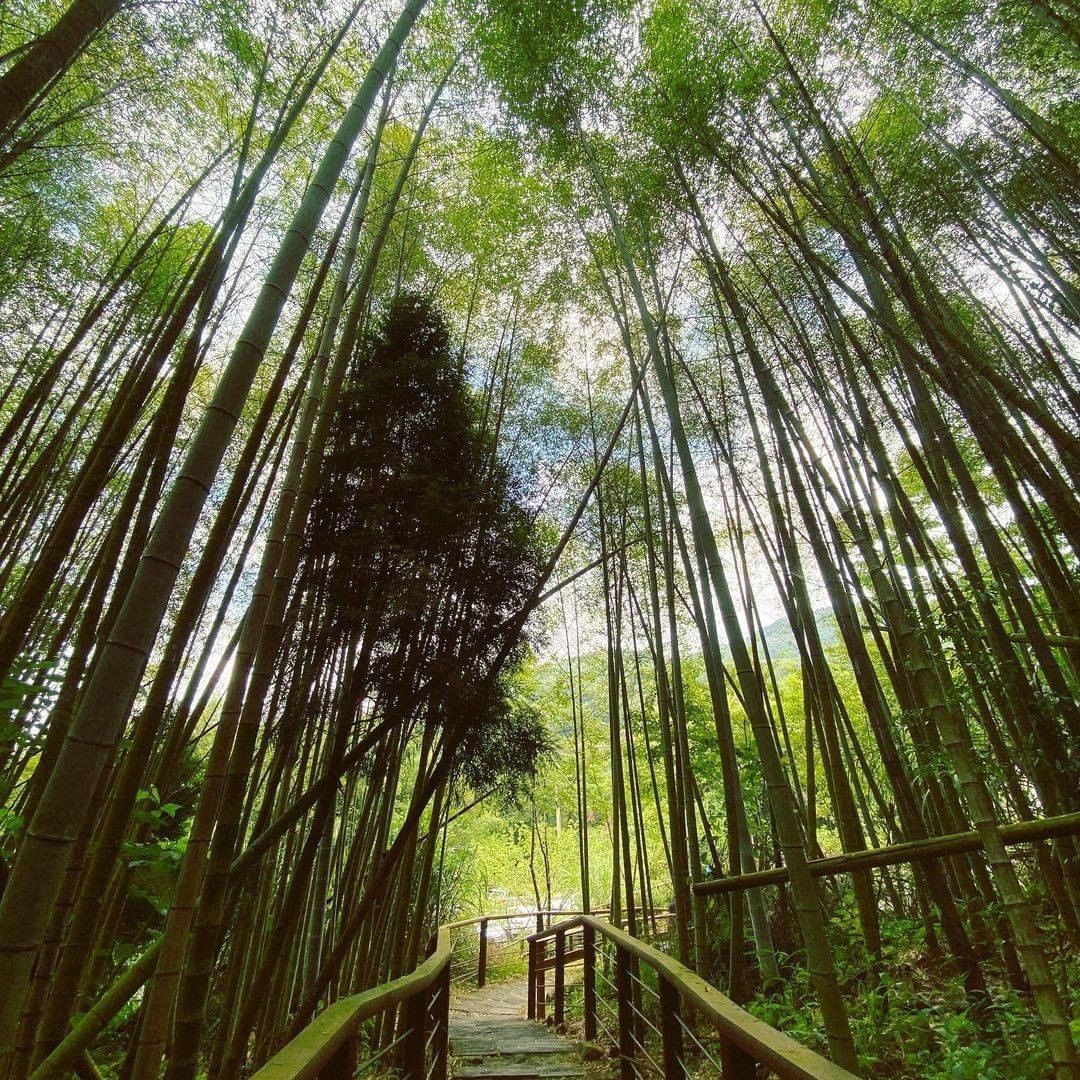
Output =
[
  {"x1": 527, "y1": 914, "x2": 858, "y2": 1080},
  {"x1": 252, "y1": 910, "x2": 590, "y2": 1080},
  {"x1": 255, "y1": 907, "x2": 858, "y2": 1080},
  {"x1": 253, "y1": 926, "x2": 452, "y2": 1080},
  {"x1": 693, "y1": 811, "x2": 1080, "y2": 897},
  {"x1": 447, "y1": 908, "x2": 608, "y2": 989}
]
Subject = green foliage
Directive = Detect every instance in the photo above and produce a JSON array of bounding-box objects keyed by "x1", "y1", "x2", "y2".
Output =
[
  {"x1": 0, "y1": 661, "x2": 59, "y2": 764},
  {"x1": 128, "y1": 221, "x2": 214, "y2": 313},
  {"x1": 472, "y1": 0, "x2": 632, "y2": 141},
  {"x1": 1, "y1": 0, "x2": 1077, "y2": 1074},
  {"x1": 456, "y1": 681, "x2": 555, "y2": 804},
  {"x1": 744, "y1": 905, "x2": 1065, "y2": 1078}
]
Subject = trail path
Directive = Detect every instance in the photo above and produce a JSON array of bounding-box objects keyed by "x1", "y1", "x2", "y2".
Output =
[{"x1": 449, "y1": 978, "x2": 587, "y2": 1079}]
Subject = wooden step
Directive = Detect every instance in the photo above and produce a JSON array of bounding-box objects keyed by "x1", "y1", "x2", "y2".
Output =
[
  {"x1": 453, "y1": 1068, "x2": 584, "y2": 1078},
  {"x1": 449, "y1": 977, "x2": 586, "y2": 1078}
]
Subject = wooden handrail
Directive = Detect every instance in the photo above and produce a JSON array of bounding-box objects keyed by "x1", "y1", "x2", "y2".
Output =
[
  {"x1": 255, "y1": 905, "x2": 857, "y2": 1080},
  {"x1": 444, "y1": 907, "x2": 609, "y2": 930},
  {"x1": 527, "y1": 914, "x2": 858, "y2": 1080},
  {"x1": 253, "y1": 926, "x2": 452, "y2": 1080},
  {"x1": 693, "y1": 811, "x2": 1080, "y2": 896},
  {"x1": 446, "y1": 909, "x2": 612, "y2": 990},
  {"x1": 252, "y1": 909, "x2": 584, "y2": 1079}
]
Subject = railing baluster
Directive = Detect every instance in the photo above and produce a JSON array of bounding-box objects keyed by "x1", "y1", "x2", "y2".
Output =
[
  {"x1": 259, "y1": 911, "x2": 858, "y2": 1080},
  {"x1": 553, "y1": 928, "x2": 565, "y2": 1028},
  {"x1": 402, "y1": 986, "x2": 428, "y2": 1079},
  {"x1": 631, "y1": 955, "x2": 645, "y2": 1050},
  {"x1": 615, "y1": 945, "x2": 635, "y2": 1080},
  {"x1": 658, "y1": 975, "x2": 686, "y2": 1079},
  {"x1": 431, "y1": 960, "x2": 451, "y2": 1080},
  {"x1": 536, "y1": 938, "x2": 546, "y2": 1021},
  {"x1": 720, "y1": 1035, "x2": 758, "y2": 1079},
  {"x1": 320, "y1": 1033, "x2": 357, "y2": 1080},
  {"x1": 527, "y1": 938, "x2": 537, "y2": 1020},
  {"x1": 477, "y1": 918, "x2": 488, "y2": 989},
  {"x1": 583, "y1": 923, "x2": 597, "y2": 1042}
]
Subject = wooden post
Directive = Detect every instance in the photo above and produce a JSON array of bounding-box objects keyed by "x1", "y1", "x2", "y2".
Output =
[
  {"x1": 615, "y1": 945, "x2": 635, "y2": 1080},
  {"x1": 527, "y1": 938, "x2": 537, "y2": 1020},
  {"x1": 720, "y1": 1036, "x2": 758, "y2": 1079},
  {"x1": 477, "y1": 918, "x2": 488, "y2": 988},
  {"x1": 583, "y1": 923, "x2": 597, "y2": 1042},
  {"x1": 321, "y1": 1035, "x2": 357, "y2": 1080},
  {"x1": 631, "y1": 956, "x2": 645, "y2": 1050},
  {"x1": 431, "y1": 961, "x2": 451, "y2": 1080},
  {"x1": 658, "y1": 976, "x2": 686, "y2": 1079},
  {"x1": 402, "y1": 986, "x2": 428, "y2": 1079},
  {"x1": 536, "y1": 938, "x2": 546, "y2": 1021},
  {"x1": 553, "y1": 929, "x2": 566, "y2": 1028}
]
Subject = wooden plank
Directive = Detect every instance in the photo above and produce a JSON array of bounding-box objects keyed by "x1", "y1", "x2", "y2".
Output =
[
  {"x1": 537, "y1": 948, "x2": 584, "y2": 971},
  {"x1": 449, "y1": 987, "x2": 585, "y2": 1079},
  {"x1": 453, "y1": 1069, "x2": 582, "y2": 1078}
]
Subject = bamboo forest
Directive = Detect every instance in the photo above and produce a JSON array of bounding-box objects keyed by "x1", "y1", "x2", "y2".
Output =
[{"x1": 0, "y1": 0, "x2": 1077, "y2": 1076}]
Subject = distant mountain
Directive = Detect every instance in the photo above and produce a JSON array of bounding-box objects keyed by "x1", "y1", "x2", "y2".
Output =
[{"x1": 729, "y1": 610, "x2": 839, "y2": 665}]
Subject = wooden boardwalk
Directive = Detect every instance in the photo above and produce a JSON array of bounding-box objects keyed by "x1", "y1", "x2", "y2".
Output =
[{"x1": 448, "y1": 978, "x2": 586, "y2": 1079}]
